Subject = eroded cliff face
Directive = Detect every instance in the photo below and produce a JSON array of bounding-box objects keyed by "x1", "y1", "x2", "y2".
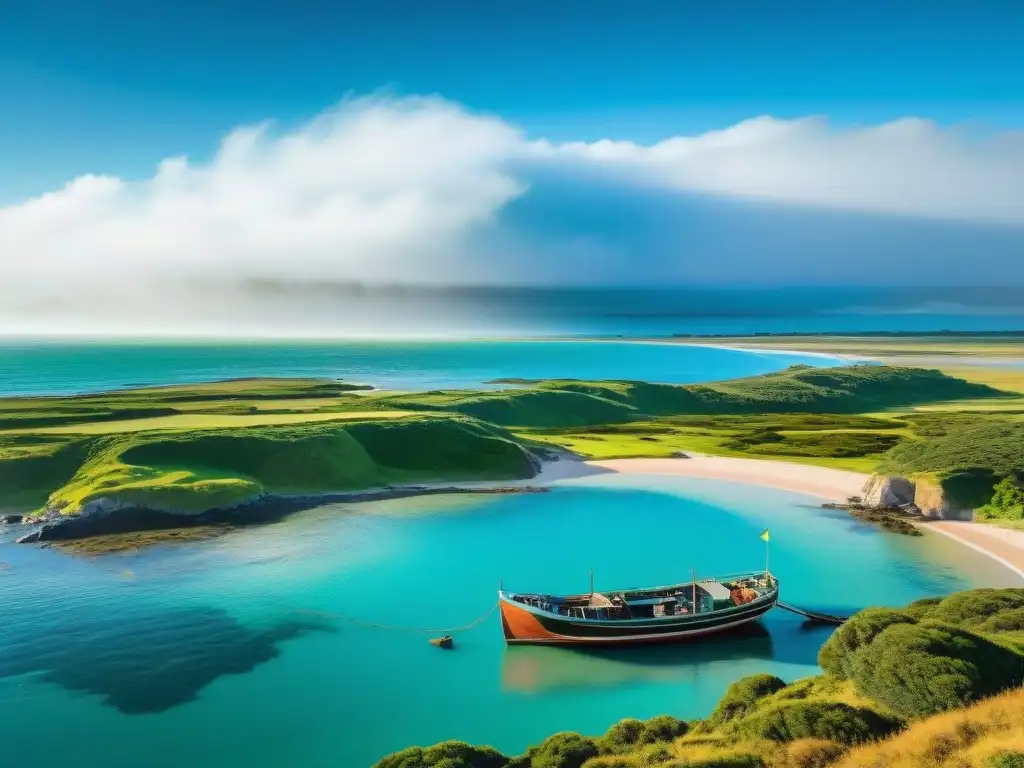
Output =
[
  {"x1": 861, "y1": 475, "x2": 916, "y2": 507},
  {"x1": 913, "y1": 476, "x2": 974, "y2": 521},
  {"x1": 861, "y1": 474, "x2": 975, "y2": 521}
]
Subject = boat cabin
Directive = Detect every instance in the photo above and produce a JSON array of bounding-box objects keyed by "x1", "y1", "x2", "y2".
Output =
[{"x1": 511, "y1": 575, "x2": 772, "y2": 621}]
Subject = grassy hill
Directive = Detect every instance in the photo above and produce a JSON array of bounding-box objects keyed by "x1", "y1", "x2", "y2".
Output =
[
  {"x1": 373, "y1": 588, "x2": 1024, "y2": 768},
  {"x1": 0, "y1": 365, "x2": 1014, "y2": 519},
  {"x1": 1, "y1": 415, "x2": 536, "y2": 517},
  {"x1": 522, "y1": 365, "x2": 1004, "y2": 418}
]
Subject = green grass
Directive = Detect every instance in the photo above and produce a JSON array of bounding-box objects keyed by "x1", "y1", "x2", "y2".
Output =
[
  {"x1": 2, "y1": 409, "x2": 414, "y2": 435},
  {"x1": 1, "y1": 414, "x2": 536, "y2": 516},
  {"x1": 1, "y1": 365, "x2": 1016, "y2": 517}
]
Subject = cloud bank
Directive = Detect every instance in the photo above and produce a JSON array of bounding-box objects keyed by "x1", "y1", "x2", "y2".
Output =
[
  {"x1": 534, "y1": 116, "x2": 1024, "y2": 226},
  {"x1": 2, "y1": 94, "x2": 1023, "y2": 334}
]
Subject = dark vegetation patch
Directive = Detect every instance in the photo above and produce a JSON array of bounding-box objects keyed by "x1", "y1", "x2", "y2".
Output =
[
  {"x1": 0, "y1": 605, "x2": 329, "y2": 714},
  {"x1": 724, "y1": 430, "x2": 901, "y2": 458},
  {"x1": 879, "y1": 420, "x2": 1024, "y2": 478}
]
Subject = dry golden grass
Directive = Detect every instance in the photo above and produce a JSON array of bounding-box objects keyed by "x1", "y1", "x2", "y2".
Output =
[{"x1": 835, "y1": 687, "x2": 1024, "y2": 768}]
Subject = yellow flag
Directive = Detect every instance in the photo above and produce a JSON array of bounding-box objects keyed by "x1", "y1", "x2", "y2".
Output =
[{"x1": 760, "y1": 528, "x2": 770, "y2": 542}]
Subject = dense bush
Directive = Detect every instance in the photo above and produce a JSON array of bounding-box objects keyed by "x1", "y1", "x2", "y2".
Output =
[
  {"x1": 600, "y1": 716, "x2": 687, "y2": 754},
  {"x1": 733, "y1": 700, "x2": 901, "y2": 744},
  {"x1": 987, "y1": 751, "x2": 1024, "y2": 768},
  {"x1": 912, "y1": 588, "x2": 1024, "y2": 629},
  {"x1": 849, "y1": 621, "x2": 1024, "y2": 718},
  {"x1": 977, "y1": 476, "x2": 1024, "y2": 521},
  {"x1": 374, "y1": 740, "x2": 508, "y2": 768},
  {"x1": 879, "y1": 420, "x2": 1024, "y2": 478},
  {"x1": 706, "y1": 675, "x2": 787, "y2": 727},
  {"x1": 817, "y1": 609, "x2": 916, "y2": 680},
  {"x1": 527, "y1": 733, "x2": 599, "y2": 768}
]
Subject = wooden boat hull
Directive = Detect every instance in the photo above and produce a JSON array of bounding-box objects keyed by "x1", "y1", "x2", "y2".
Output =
[{"x1": 499, "y1": 588, "x2": 777, "y2": 646}]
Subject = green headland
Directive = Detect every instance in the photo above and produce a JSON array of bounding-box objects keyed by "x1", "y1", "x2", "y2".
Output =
[{"x1": 3, "y1": 363, "x2": 1024, "y2": 544}]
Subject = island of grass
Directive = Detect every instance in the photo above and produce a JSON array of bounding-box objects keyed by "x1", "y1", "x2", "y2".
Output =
[
  {"x1": 3, "y1": 363, "x2": 1024, "y2": 546},
  {"x1": 372, "y1": 586, "x2": 1024, "y2": 768}
]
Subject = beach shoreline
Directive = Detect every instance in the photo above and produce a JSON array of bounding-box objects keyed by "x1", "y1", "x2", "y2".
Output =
[{"x1": 581, "y1": 455, "x2": 1024, "y2": 582}]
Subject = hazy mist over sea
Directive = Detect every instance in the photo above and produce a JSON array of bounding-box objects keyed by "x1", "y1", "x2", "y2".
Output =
[{"x1": 6, "y1": 282, "x2": 1024, "y2": 339}]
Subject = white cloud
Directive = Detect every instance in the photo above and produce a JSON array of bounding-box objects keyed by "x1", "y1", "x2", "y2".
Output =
[
  {"x1": 534, "y1": 116, "x2": 1024, "y2": 226},
  {"x1": 0, "y1": 95, "x2": 523, "y2": 307},
  {"x1": 2, "y1": 96, "x2": 1024, "y2": 335}
]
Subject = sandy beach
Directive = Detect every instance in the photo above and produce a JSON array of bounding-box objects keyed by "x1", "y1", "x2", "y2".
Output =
[
  {"x1": 588, "y1": 455, "x2": 868, "y2": 503},
  {"x1": 586, "y1": 455, "x2": 1024, "y2": 581}
]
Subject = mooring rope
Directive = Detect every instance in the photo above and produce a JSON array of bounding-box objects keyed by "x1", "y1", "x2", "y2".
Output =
[{"x1": 294, "y1": 601, "x2": 500, "y2": 635}]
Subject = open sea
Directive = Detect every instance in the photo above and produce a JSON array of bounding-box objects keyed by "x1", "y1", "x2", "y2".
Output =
[{"x1": 2, "y1": 311, "x2": 1024, "y2": 767}]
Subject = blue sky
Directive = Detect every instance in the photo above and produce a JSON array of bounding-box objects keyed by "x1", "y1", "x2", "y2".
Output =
[
  {"x1": 3, "y1": 0, "x2": 1022, "y2": 195},
  {"x1": 1, "y1": 1, "x2": 1023, "y2": 334}
]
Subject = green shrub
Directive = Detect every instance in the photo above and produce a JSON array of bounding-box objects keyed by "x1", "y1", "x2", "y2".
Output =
[
  {"x1": 848, "y1": 621, "x2": 1024, "y2": 718},
  {"x1": 628, "y1": 742, "x2": 674, "y2": 766},
  {"x1": 706, "y1": 675, "x2": 787, "y2": 727},
  {"x1": 733, "y1": 701, "x2": 901, "y2": 744},
  {"x1": 529, "y1": 733, "x2": 599, "y2": 768},
  {"x1": 639, "y1": 716, "x2": 688, "y2": 744},
  {"x1": 601, "y1": 720, "x2": 644, "y2": 754},
  {"x1": 374, "y1": 740, "x2": 508, "y2": 768},
  {"x1": 915, "y1": 588, "x2": 1024, "y2": 629},
  {"x1": 987, "y1": 751, "x2": 1024, "y2": 768},
  {"x1": 977, "y1": 477, "x2": 1024, "y2": 520},
  {"x1": 817, "y1": 609, "x2": 916, "y2": 679}
]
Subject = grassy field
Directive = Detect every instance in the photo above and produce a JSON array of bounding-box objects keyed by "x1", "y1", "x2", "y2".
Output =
[
  {"x1": 375, "y1": 587, "x2": 1024, "y2": 768},
  {"x1": 3, "y1": 365, "x2": 1022, "y2": 522},
  {"x1": 2, "y1": 409, "x2": 414, "y2": 435},
  {"x1": 516, "y1": 413, "x2": 909, "y2": 472}
]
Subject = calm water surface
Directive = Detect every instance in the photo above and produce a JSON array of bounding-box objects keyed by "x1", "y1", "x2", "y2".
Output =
[
  {"x1": 0, "y1": 473, "x2": 1017, "y2": 767},
  {"x1": 0, "y1": 340, "x2": 840, "y2": 396}
]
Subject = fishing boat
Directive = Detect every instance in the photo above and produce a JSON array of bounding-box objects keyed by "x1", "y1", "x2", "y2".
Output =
[{"x1": 498, "y1": 570, "x2": 778, "y2": 646}]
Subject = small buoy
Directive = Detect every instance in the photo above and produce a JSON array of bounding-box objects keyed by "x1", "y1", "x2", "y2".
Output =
[{"x1": 430, "y1": 635, "x2": 454, "y2": 649}]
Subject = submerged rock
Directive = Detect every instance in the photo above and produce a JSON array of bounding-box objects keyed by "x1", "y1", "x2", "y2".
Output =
[{"x1": 0, "y1": 514, "x2": 23, "y2": 524}]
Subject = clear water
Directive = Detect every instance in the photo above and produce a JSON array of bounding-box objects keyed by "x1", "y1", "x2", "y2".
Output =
[
  {"x1": 0, "y1": 340, "x2": 840, "y2": 396},
  {"x1": 0, "y1": 473, "x2": 1017, "y2": 767}
]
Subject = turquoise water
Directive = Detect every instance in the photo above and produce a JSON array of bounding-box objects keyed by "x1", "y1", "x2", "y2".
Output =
[
  {"x1": 1, "y1": 473, "x2": 1017, "y2": 767},
  {"x1": 0, "y1": 340, "x2": 838, "y2": 396}
]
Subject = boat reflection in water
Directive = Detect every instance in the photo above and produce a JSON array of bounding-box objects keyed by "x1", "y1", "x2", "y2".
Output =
[{"x1": 500, "y1": 622, "x2": 774, "y2": 694}]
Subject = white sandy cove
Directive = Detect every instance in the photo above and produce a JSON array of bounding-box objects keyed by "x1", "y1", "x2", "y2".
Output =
[
  {"x1": 585, "y1": 455, "x2": 1024, "y2": 581},
  {"x1": 588, "y1": 455, "x2": 867, "y2": 503}
]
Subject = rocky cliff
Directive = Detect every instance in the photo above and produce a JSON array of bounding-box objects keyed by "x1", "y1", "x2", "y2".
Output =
[{"x1": 861, "y1": 473, "x2": 974, "y2": 521}]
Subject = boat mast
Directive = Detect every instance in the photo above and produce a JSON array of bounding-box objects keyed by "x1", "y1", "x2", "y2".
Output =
[
  {"x1": 589, "y1": 569, "x2": 594, "y2": 596},
  {"x1": 691, "y1": 567, "x2": 697, "y2": 613}
]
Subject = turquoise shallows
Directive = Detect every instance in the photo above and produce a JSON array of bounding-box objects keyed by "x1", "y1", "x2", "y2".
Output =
[{"x1": 0, "y1": 472, "x2": 1016, "y2": 768}]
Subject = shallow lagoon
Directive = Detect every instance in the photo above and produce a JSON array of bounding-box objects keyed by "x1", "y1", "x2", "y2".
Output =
[{"x1": 0, "y1": 472, "x2": 1017, "y2": 768}]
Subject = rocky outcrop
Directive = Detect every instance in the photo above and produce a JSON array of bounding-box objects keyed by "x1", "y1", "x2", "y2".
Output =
[
  {"x1": 861, "y1": 476, "x2": 916, "y2": 508},
  {"x1": 0, "y1": 514, "x2": 23, "y2": 524},
  {"x1": 860, "y1": 473, "x2": 974, "y2": 521}
]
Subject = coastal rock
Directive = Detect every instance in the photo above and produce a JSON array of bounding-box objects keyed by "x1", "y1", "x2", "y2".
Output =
[
  {"x1": 0, "y1": 514, "x2": 23, "y2": 524},
  {"x1": 861, "y1": 475, "x2": 916, "y2": 508},
  {"x1": 914, "y1": 478, "x2": 974, "y2": 521}
]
